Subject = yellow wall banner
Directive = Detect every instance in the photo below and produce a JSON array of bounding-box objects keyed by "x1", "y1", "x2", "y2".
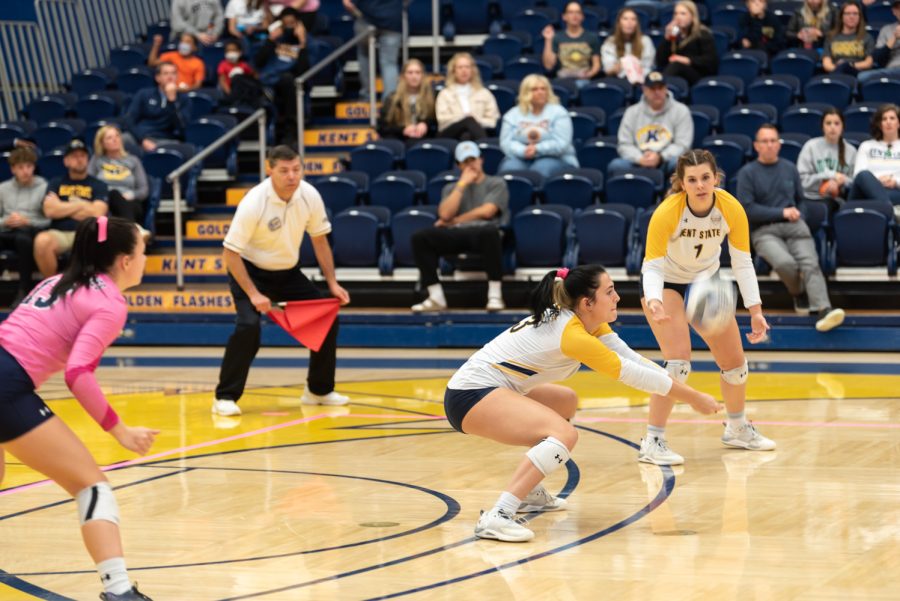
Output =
[
  {"x1": 303, "y1": 127, "x2": 376, "y2": 147},
  {"x1": 186, "y1": 220, "x2": 230, "y2": 240},
  {"x1": 335, "y1": 102, "x2": 379, "y2": 120},
  {"x1": 226, "y1": 187, "x2": 252, "y2": 206},
  {"x1": 124, "y1": 291, "x2": 234, "y2": 313},
  {"x1": 303, "y1": 155, "x2": 343, "y2": 175},
  {"x1": 144, "y1": 255, "x2": 227, "y2": 275}
]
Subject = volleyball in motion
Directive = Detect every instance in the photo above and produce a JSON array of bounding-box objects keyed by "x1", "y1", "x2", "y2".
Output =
[{"x1": 684, "y1": 278, "x2": 737, "y2": 334}]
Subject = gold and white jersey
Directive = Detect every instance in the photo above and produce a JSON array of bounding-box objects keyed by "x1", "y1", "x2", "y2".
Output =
[
  {"x1": 447, "y1": 309, "x2": 671, "y2": 396},
  {"x1": 641, "y1": 189, "x2": 761, "y2": 307}
]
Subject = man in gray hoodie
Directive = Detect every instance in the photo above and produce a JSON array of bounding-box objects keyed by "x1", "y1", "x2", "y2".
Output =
[
  {"x1": 0, "y1": 147, "x2": 49, "y2": 303},
  {"x1": 170, "y1": 0, "x2": 223, "y2": 45},
  {"x1": 608, "y1": 70, "x2": 693, "y2": 178}
]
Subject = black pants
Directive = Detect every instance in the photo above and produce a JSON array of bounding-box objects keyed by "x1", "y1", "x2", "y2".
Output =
[
  {"x1": 411, "y1": 225, "x2": 503, "y2": 287},
  {"x1": 662, "y1": 62, "x2": 705, "y2": 86},
  {"x1": 438, "y1": 116, "x2": 487, "y2": 141},
  {"x1": 215, "y1": 259, "x2": 339, "y2": 402},
  {"x1": 0, "y1": 226, "x2": 39, "y2": 293},
  {"x1": 108, "y1": 189, "x2": 144, "y2": 227}
]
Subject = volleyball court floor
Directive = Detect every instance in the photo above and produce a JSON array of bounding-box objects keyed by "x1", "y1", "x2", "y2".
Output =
[{"x1": 1, "y1": 346, "x2": 898, "y2": 600}]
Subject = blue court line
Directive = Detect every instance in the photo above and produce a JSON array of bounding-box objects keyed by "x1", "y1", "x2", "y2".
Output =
[
  {"x1": 0, "y1": 572, "x2": 73, "y2": 601},
  {"x1": 97, "y1": 355, "x2": 900, "y2": 375}
]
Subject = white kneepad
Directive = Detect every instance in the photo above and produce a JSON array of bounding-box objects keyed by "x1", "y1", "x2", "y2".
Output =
[
  {"x1": 664, "y1": 360, "x2": 691, "y2": 383},
  {"x1": 526, "y1": 436, "x2": 570, "y2": 476},
  {"x1": 75, "y1": 481, "x2": 120, "y2": 526},
  {"x1": 721, "y1": 360, "x2": 749, "y2": 385}
]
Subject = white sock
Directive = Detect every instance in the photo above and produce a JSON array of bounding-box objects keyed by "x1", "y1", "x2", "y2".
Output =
[
  {"x1": 487, "y1": 280, "x2": 502, "y2": 300},
  {"x1": 427, "y1": 283, "x2": 446, "y2": 306},
  {"x1": 647, "y1": 424, "x2": 665, "y2": 439},
  {"x1": 494, "y1": 491, "x2": 521, "y2": 515},
  {"x1": 727, "y1": 411, "x2": 747, "y2": 430},
  {"x1": 97, "y1": 557, "x2": 131, "y2": 595}
]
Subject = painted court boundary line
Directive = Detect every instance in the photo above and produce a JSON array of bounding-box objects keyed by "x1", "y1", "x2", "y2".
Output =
[{"x1": 574, "y1": 416, "x2": 900, "y2": 429}]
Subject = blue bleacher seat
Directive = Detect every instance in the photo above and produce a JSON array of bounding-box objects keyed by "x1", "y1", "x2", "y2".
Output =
[
  {"x1": 477, "y1": 140, "x2": 504, "y2": 175},
  {"x1": 501, "y1": 172, "x2": 538, "y2": 216},
  {"x1": 0, "y1": 122, "x2": 31, "y2": 148},
  {"x1": 770, "y1": 50, "x2": 816, "y2": 86},
  {"x1": 185, "y1": 115, "x2": 238, "y2": 175},
  {"x1": 860, "y1": 78, "x2": 900, "y2": 104},
  {"x1": 142, "y1": 145, "x2": 198, "y2": 218},
  {"x1": 804, "y1": 74, "x2": 855, "y2": 110},
  {"x1": 332, "y1": 208, "x2": 387, "y2": 268},
  {"x1": 382, "y1": 169, "x2": 427, "y2": 198},
  {"x1": 513, "y1": 205, "x2": 571, "y2": 268},
  {"x1": 577, "y1": 136, "x2": 619, "y2": 174},
  {"x1": 427, "y1": 171, "x2": 460, "y2": 205},
  {"x1": 315, "y1": 175, "x2": 360, "y2": 213},
  {"x1": 606, "y1": 107, "x2": 627, "y2": 137},
  {"x1": 723, "y1": 106, "x2": 771, "y2": 138},
  {"x1": 575, "y1": 204, "x2": 635, "y2": 267},
  {"x1": 781, "y1": 103, "x2": 830, "y2": 137},
  {"x1": 405, "y1": 143, "x2": 452, "y2": 180},
  {"x1": 70, "y1": 70, "x2": 110, "y2": 98},
  {"x1": 370, "y1": 174, "x2": 417, "y2": 213},
  {"x1": 562, "y1": 167, "x2": 605, "y2": 197},
  {"x1": 711, "y1": 4, "x2": 748, "y2": 30},
  {"x1": 691, "y1": 76, "x2": 741, "y2": 119},
  {"x1": 482, "y1": 35, "x2": 523, "y2": 64},
  {"x1": 109, "y1": 45, "x2": 148, "y2": 71},
  {"x1": 186, "y1": 90, "x2": 217, "y2": 120},
  {"x1": 690, "y1": 106, "x2": 717, "y2": 148},
  {"x1": 747, "y1": 76, "x2": 795, "y2": 116},
  {"x1": 32, "y1": 121, "x2": 77, "y2": 152},
  {"x1": 511, "y1": 10, "x2": 551, "y2": 45},
  {"x1": 543, "y1": 173, "x2": 595, "y2": 210},
  {"x1": 487, "y1": 82, "x2": 517, "y2": 114},
  {"x1": 36, "y1": 150, "x2": 67, "y2": 180},
  {"x1": 779, "y1": 132, "x2": 810, "y2": 163},
  {"x1": 844, "y1": 102, "x2": 881, "y2": 133},
  {"x1": 579, "y1": 79, "x2": 630, "y2": 115},
  {"x1": 452, "y1": 0, "x2": 490, "y2": 34},
  {"x1": 504, "y1": 56, "x2": 544, "y2": 81},
  {"x1": 74, "y1": 94, "x2": 118, "y2": 122},
  {"x1": 719, "y1": 52, "x2": 762, "y2": 89},
  {"x1": 711, "y1": 28, "x2": 732, "y2": 56},
  {"x1": 25, "y1": 96, "x2": 68, "y2": 125},
  {"x1": 702, "y1": 136, "x2": 747, "y2": 181},
  {"x1": 605, "y1": 173, "x2": 657, "y2": 209},
  {"x1": 865, "y1": 1, "x2": 896, "y2": 25},
  {"x1": 389, "y1": 206, "x2": 438, "y2": 269},
  {"x1": 829, "y1": 200, "x2": 897, "y2": 275},
  {"x1": 569, "y1": 110, "x2": 600, "y2": 146},
  {"x1": 350, "y1": 144, "x2": 397, "y2": 180},
  {"x1": 116, "y1": 68, "x2": 155, "y2": 94}
]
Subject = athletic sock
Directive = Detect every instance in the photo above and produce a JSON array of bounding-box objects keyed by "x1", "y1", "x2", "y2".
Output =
[
  {"x1": 487, "y1": 280, "x2": 502, "y2": 300},
  {"x1": 427, "y1": 283, "x2": 446, "y2": 306},
  {"x1": 97, "y1": 557, "x2": 131, "y2": 595},
  {"x1": 647, "y1": 424, "x2": 666, "y2": 440},
  {"x1": 727, "y1": 410, "x2": 747, "y2": 430},
  {"x1": 495, "y1": 491, "x2": 521, "y2": 515}
]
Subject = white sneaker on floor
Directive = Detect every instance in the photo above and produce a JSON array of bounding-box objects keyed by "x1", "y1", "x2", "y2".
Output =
[
  {"x1": 517, "y1": 485, "x2": 567, "y2": 513},
  {"x1": 815, "y1": 308, "x2": 845, "y2": 332},
  {"x1": 486, "y1": 297, "x2": 505, "y2": 312},
  {"x1": 638, "y1": 436, "x2": 684, "y2": 466},
  {"x1": 301, "y1": 390, "x2": 349, "y2": 406},
  {"x1": 411, "y1": 297, "x2": 447, "y2": 313},
  {"x1": 721, "y1": 422, "x2": 776, "y2": 451},
  {"x1": 212, "y1": 399, "x2": 241, "y2": 416},
  {"x1": 474, "y1": 508, "x2": 534, "y2": 542}
]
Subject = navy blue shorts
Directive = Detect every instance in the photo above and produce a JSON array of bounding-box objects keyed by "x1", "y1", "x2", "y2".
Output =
[
  {"x1": 0, "y1": 345, "x2": 54, "y2": 443},
  {"x1": 639, "y1": 274, "x2": 688, "y2": 300},
  {"x1": 444, "y1": 387, "x2": 496, "y2": 433}
]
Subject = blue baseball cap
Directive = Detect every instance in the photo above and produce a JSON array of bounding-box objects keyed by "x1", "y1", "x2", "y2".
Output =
[{"x1": 454, "y1": 141, "x2": 481, "y2": 163}]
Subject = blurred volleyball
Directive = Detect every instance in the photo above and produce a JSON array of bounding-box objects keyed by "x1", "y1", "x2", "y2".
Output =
[{"x1": 685, "y1": 278, "x2": 736, "y2": 334}]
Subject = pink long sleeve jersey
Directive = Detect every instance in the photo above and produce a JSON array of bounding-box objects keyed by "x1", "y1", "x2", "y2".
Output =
[{"x1": 0, "y1": 274, "x2": 126, "y2": 431}]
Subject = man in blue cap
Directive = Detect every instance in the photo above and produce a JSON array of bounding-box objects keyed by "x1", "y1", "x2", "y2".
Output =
[{"x1": 411, "y1": 141, "x2": 510, "y2": 312}]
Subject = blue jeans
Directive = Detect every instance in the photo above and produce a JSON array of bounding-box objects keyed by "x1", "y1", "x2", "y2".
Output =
[
  {"x1": 355, "y1": 19, "x2": 401, "y2": 99},
  {"x1": 498, "y1": 156, "x2": 571, "y2": 179},
  {"x1": 850, "y1": 170, "x2": 900, "y2": 205},
  {"x1": 857, "y1": 67, "x2": 900, "y2": 85}
]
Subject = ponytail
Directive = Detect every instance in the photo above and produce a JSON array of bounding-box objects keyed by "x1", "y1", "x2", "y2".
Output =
[
  {"x1": 529, "y1": 265, "x2": 607, "y2": 325},
  {"x1": 51, "y1": 216, "x2": 138, "y2": 300}
]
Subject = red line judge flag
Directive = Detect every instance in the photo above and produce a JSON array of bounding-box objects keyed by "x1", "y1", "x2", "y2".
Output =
[{"x1": 267, "y1": 298, "x2": 340, "y2": 352}]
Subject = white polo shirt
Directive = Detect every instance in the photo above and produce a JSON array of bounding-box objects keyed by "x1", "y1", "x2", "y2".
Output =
[{"x1": 223, "y1": 178, "x2": 331, "y2": 270}]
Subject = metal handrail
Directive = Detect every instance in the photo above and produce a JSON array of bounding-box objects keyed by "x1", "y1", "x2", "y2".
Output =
[
  {"x1": 294, "y1": 25, "x2": 377, "y2": 158},
  {"x1": 167, "y1": 108, "x2": 267, "y2": 290}
]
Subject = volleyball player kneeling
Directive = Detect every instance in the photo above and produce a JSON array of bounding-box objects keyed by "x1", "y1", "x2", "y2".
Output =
[{"x1": 444, "y1": 265, "x2": 721, "y2": 542}]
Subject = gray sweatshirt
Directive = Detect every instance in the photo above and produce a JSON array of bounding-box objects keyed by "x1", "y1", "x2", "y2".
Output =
[
  {"x1": 170, "y1": 0, "x2": 224, "y2": 38},
  {"x1": 0, "y1": 176, "x2": 49, "y2": 231},
  {"x1": 88, "y1": 154, "x2": 150, "y2": 202},
  {"x1": 796, "y1": 136, "x2": 857, "y2": 199},
  {"x1": 616, "y1": 92, "x2": 693, "y2": 163}
]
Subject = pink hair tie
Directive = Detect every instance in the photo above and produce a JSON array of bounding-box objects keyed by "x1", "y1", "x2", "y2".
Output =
[
  {"x1": 555, "y1": 267, "x2": 569, "y2": 280},
  {"x1": 97, "y1": 216, "x2": 108, "y2": 243}
]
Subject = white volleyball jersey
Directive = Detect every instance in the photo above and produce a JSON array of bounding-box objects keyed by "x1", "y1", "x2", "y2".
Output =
[
  {"x1": 447, "y1": 309, "x2": 671, "y2": 396},
  {"x1": 641, "y1": 189, "x2": 761, "y2": 307}
]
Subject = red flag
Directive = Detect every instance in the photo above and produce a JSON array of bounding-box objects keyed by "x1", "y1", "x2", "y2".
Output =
[{"x1": 267, "y1": 298, "x2": 340, "y2": 352}]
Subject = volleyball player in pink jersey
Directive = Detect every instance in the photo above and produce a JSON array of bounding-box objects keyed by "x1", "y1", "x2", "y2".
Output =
[{"x1": 0, "y1": 216, "x2": 158, "y2": 601}]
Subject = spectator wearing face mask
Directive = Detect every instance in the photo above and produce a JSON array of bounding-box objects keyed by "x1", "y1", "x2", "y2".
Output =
[
  {"x1": 218, "y1": 40, "x2": 257, "y2": 95},
  {"x1": 148, "y1": 32, "x2": 205, "y2": 91}
]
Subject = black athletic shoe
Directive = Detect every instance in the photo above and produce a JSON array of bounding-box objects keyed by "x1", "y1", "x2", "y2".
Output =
[{"x1": 99, "y1": 584, "x2": 153, "y2": 600}]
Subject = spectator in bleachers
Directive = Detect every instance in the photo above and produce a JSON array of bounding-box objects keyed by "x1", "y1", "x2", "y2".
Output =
[
  {"x1": 377, "y1": 59, "x2": 436, "y2": 145},
  {"x1": 124, "y1": 62, "x2": 192, "y2": 152},
  {"x1": 797, "y1": 109, "x2": 857, "y2": 214},
  {"x1": 345, "y1": 0, "x2": 402, "y2": 99},
  {"x1": 270, "y1": 0, "x2": 318, "y2": 32},
  {"x1": 822, "y1": 0, "x2": 875, "y2": 75},
  {"x1": 410, "y1": 141, "x2": 509, "y2": 313},
  {"x1": 171, "y1": 0, "x2": 224, "y2": 45},
  {"x1": 0, "y1": 147, "x2": 48, "y2": 304},
  {"x1": 737, "y1": 124, "x2": 845, "y2": 331},
  {"x1": 608, "y1": 70, "x2": 692, "y2": 177},
  {"x1": 255, "y1": 7, "x2": 310, "y2": 145},
  {"x1": 148, "y1": 33, "x2": 205, "y2": 91},
  {"x1": 34, "y1": 140, "x2": 109, "y2": 278},
  {"x1": 851, "y1": 103, "x2": 900, "y2": 207},
  {"x1": 738, "y1": 0, "x2": 786, "y2": 58},
  {"x1": 656, "y1": 0, "x2": 718, "y2": 85},
  {"x1": 542, "y1": 1, "x2": 602, "y2": 87},
  {"x1": 435, "y1": 52, "x2": 500, "y2": 141},
  {"x1": 785, "y1": 0, "x2": 835, "y2": 50},
  {"x1": 88, "y1": 125, "x2": 151, "y2": 241},
  {"x1": 218, "y1": 39, "x2": 266, "y2": 109},
  {"x1": 498, "y1": 74, "x2": 578, "y2": 178},
  {"x1": 225, "y1": 0, "x2": 270, "y2": 40},
  {"x1": 601, "y1": 8, "x2": 656, "y2": 85},
  {"x1": 859, "y1": 0, "x2": 900, "y2": 84}
]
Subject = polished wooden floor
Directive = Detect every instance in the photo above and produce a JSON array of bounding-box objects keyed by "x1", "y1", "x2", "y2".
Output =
[{"x1": 1, "y1": 348, "x2": 899, "y2": 600}]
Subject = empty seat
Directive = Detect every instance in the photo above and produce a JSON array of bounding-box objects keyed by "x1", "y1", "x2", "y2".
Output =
[{"x1": 574, "y1": 204, "x2": 635, "y2": 266}]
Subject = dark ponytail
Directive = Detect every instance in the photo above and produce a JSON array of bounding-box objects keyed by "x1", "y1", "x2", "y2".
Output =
[
  {"x1": 51, "y1": 216, "x2": 138, "y2": 300},
  {"x1": 529, "y1": 264, "x2": 607, "y2": 325}
]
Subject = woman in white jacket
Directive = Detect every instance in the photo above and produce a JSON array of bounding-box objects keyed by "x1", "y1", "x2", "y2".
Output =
[
  {"x1": 435, "y1": 52, "x2": 500, "y2": 141},
  {"x1": 850, "y1": 103, "x2": 900, "y2": 206}
]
